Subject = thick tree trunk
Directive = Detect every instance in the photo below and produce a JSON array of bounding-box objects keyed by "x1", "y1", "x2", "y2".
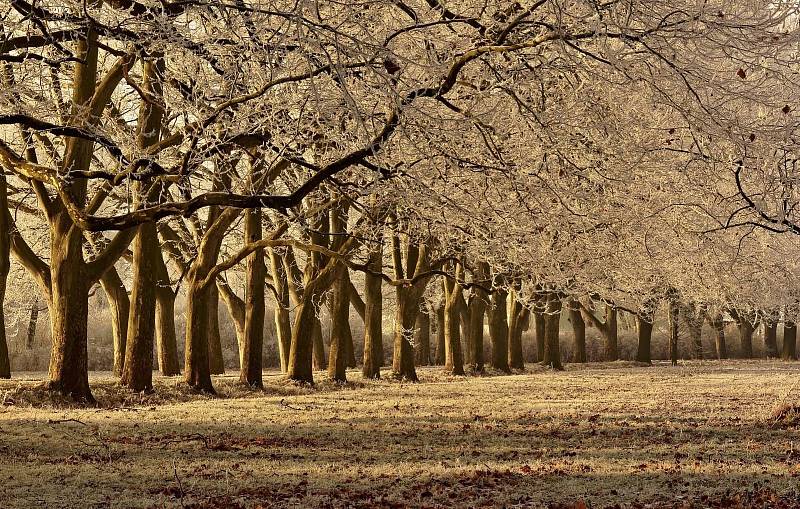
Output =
[
  {"x1": 434, "y1": 302, "x2": 445, "y2": 365},
  {"x1": 533, "y1": 300, "x2": 546, "y2": 362},
  {"x1": 602, "y1": 305, "x2": 619, "y2": 361},
  {"x1": 444, "y1": 280, "x2": 465, "y2": 376},
  {"x1": 668, "y1": 301, "x2": 679, "y2": 365},
  {"x1": 542, "y1": 294, "x2": 563, "y2": 370},
  {"x1": 635, "y1": 315, "x2": 653, "y2": 364},
  {"x1": 568, "y1": 300, "x2": 586, "y2": 363},
  {"x1": 241, "y1": 208, "x2": 265, "y2": 388},
  {"x1": 312, "y1": 316, "x2": 326, "y2": 370},
  {"x1": 327, "y1": 266, "x2": 350, "y2": 382},
  {"x1": 362, "y1": 244, "x2": 383, "y2": 379},
  {"x1": 287, "y1": 299, "x2": 317, "y2": 384},
  {"x1": 488, "y1": 289, "x2": 510, "y2": 372},
  {"x1": 764, "y1": 319, "x2": 778, "y2": 358},
  {"x1": 207, "y1": 285, "x2": 225, "y2": 374},
  {"x1": 99, "y1": 270, "x2": 129, "y2": 377},
  {"x1": 467, "y1": 289, "x2": 487, "y2": 372},
  {"x1": 121, "y1": 222, "x2": 159, "y2": 392},
  {"x1": 391, "y1": 288, "x2": 419, "y2": 381},
  {"x1": 739, "y1": 321, "x2": 754, "y2": 359},
  {"x1": 269, "y1": 249, "x2": 291, "y2": 372},
  {"x1": 414, "y1": 311, "x2": 431, "y2": 366},
  {"x1": 48, "y1": 232, "x2": 92, "y2": 401},
  {"x1": 508, "y1": 295, "x2": 526, "y2": 370},
  {"x1": 0, "y1": 172, "x2": 9, "y2": 379},
  {"x1": 184, "y1": 280, "x2": 215, "y2": 393},
  {"x1": 710, "y1": 314, "x2": 727, "y2": 360},
  {"x1": 685, "y1": 305, "x2": 703, "y2": 360},
  {"x1": 782, "y1": 321, "x2": 797, "y2": 360},
  {"x1": 154, "y1": 251, "x2": 180, "y2": 376}
]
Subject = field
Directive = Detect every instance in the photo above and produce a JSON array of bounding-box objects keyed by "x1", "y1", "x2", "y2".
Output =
[{"x1": 2, "y1": 361, "x2": 800, "y2": 508}]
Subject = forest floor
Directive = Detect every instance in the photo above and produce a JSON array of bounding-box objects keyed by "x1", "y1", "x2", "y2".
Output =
[{"x1": 2, "y1": 361, "x2": 800, "y2": 508}]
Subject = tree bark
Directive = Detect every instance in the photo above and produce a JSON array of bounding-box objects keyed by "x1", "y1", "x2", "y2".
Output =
[
  {"x1": 328, "y1": 266, "x2": 350, "y2": 382},
  {"x1": 391, "y1": 287, "x2": 419, "y2": 381},
  {"x1": 467, "y1": 283, "x2": 488, "y2": 373},
  {"x1": 362, "y1": 240, "x2": 383, "y2": 379},
  {"x1": 207, "y1": 284, "x2": 225, "y2": 374},
  {"x1": 155, "y1": 281, "x2": 180, "y2": 376},
  {"x1": 488, "y1": 288, "x2": 510, "y2": 372},
  {"x1": 602, "y1": 305, "x2": 619, "y2": 361},
  {"x1": 434, "y1": 301, "x2": 445, "y2": 365},
  {"x1": 738, "y1": 321, "x2": 754, "y2": 359},
  {"x1": 542, "y1": 294, "x2": 563, "y2": 370},
  {"x1": 414, "y1": 310, "x2": 431, "y2": 366},
  {"x1": 710, "y1": 314, "x2": 727, "y2": 360},
  {"x1": 25, "y1": 300, "x2": 38, "y2": 349},
  {"x1": 99, "y1": 269, "x2": 129, "y2": 377},
  {"x1": 268, "y1": 249, "x2": 292, "y2": 372},
  {"x1": 568, "y1": 300, "x2": 586, "y2": 363},
  {"x1": 121, "y1": 221, "x2": 159, "y2": 392},
  {"x1": 443, "y1": 269, "x2": 465, "y2": 376},
  {"x1": 764, "y1": 318, "x2": 778, "y2": 358},
  {"x1": 508, "y1": 292, "x2": 526, "y2": 370},
  {"x1": 0, "y1": 172, "x2": 10, "y2": 379},
  {"x1": 533, "y1": 296, "x2": 546, "y2": 362},
  {"x1": 635, "y1": 315, "x2": 653, "y2": 364},
  {"x1": 240, "y1": 207, "x2": 265, "y2": 387},
  {"x1": 782, "y1": 321, "x2": 797, "y2": 360},
  {"x1": 668, "y1": 300, "x2": 679, "y2": 365}
]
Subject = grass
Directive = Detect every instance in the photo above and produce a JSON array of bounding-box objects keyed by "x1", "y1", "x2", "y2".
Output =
[{"x1": 2, "y1": 361, "x2": 800, "y2": 508}]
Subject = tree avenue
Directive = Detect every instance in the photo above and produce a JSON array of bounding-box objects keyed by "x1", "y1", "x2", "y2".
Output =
[{"x1": 0, "y1": 0, "x2": 800, "y2": 402}]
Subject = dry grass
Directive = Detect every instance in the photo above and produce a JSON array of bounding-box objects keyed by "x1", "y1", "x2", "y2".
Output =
[{"x1": 2, "y1": 361, "x2": 800, "y2": 508}]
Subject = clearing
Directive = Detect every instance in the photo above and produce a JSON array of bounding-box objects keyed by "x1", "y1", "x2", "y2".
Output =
[{"x1": 1, "y1": 361, "x2": 800, "y2": 508}]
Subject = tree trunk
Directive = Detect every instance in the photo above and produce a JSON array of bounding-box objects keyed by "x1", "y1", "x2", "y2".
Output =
[
  {"x1": 739, "y1": 321, "x2": 754, "y2": 359},
  {"x1": 287, "y1": 299, "x2": 317, "y2": 384},
  {"x1": 362, "y1": 242, "x2": 383, "y2": 379},
  {"x1": 568, "y1": 300, "x2": 586, "y2": 363},
  {"x1": 391, "y1": 288, "x2": 419, "y2": 381},
  {"x1": 99, "y1": 269, "x2": 129, "y2": 377},
  {"x1": 602, "y1": 305, "x2": 619, "y2": 361},
  {"x1": 488, "y1": 289, "x2": 510, "y2": 372},
  {"x1": 467, "y1": 289, "x2": 487, "y2": 373},
  {"x1": 25, "y1": 300, "x2": 38, "y2": 349},
  {"x1": 327, "y1": 266, "x2": 350, "y2": 382},
  {"x1": 508, "y1": 295, "x2": 526, "y2": 370},
  {"x1": 542, "y1": 294, "x2": 563, "y2": 370},
  {"x1": 434, "y1": 302, "x2": 445, "y2": 365},
  {"x1": 121, "y1": 222, "x2": 159, "y2": 392},
  {"x1": 444, "y1": 279, "x2": 465, "y2": 376},
  {"x1": 764, "y1": 319, "x2": 778, "y2": 358},
  {"x1": 710, "y1": 314, "x2": 727, "y2": 360},
  {"x1": 48, "y1": 231, "x2": 93, "y2": 401},
  {"x1": 685, "y1": 305, "x2": 703, "y2": 360},
  {"x1": 269, "y1": 249, "x2": 291, "y2": 372},
  {"x1": 533, "y1": 300, "x2": 546, "y2": 362},
  {"x1": 668, "y1": 301, "x2": 679, "y2": 366},
  {"x1": 782, "y1": 321, "x2": 797, "y2": 360},
  {"x1": 184, "y1": 279, "x2": 215, "y2": 393},
  {"x1": 312, "y1": 315, "x2": 326, "y2": 371},
  {"x1": 155, "y1": 283, "x2": 180, "y2": 376},
  {"x1": 0, "y1": 173, "x2": 9, "y2": 379},
  {"x1": 414, "y1": 310, "x2": 431, "y2": 366},
  {"x1": 635, "y1": 315, "x2": 653, "y2": 364},
  {"x1": 240, "y1": 208, "x2": 265, "y2": 388},
  {"x1": 207, "y1": 285, "x2": 225, "y2": 374}
]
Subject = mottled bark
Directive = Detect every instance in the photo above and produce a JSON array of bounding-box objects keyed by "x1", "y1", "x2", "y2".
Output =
[
  {"x1": 414, "y1": 310, "x2": 431, "y2": 366},
  {"x1": 764, "y1": 318, "x2": 778, "y2": 358},
  {"x1": 782, "y1": 321, "x2": 797, "y2": 360},
  {"x1": 488, "y1": 288, "x2": 510, "y2": 372},
  {"x1": 362, "y1": 239, "x2": 383, "y2": 379},
  {"x1": 568, "y1": 300, "x2": 586, "y2": 363},
  {"x1": 99, "y1": 269, "x2": 129, "y2": 376},
  {"x1": 241, "y1": 207, "x2": 265, "y2": 388},
  {"x1": 542, "y1": 294, "x2": 562, "y2": 370}
]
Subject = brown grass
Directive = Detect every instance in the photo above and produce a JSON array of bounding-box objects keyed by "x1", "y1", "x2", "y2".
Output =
[{"x1": 2, "y1": 361, "x2": 800, "y2": 508}]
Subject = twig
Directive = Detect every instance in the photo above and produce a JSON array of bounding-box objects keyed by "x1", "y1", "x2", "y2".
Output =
[
  {"x1": 46, "y1": 418, "x2": 87, "y2": 425},
  {"x1": 172, "y1": 458, "x2": 185, "y2": 508}
]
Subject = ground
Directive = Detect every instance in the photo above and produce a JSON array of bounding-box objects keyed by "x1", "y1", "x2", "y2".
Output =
[{"x1": 1, "y1": 361, "x2": 800, "y2": 508}]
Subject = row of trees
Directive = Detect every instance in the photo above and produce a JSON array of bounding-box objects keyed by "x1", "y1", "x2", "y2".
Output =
[{"x1": 1, "y1": 0, "x2": 800, "y2": 401}]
